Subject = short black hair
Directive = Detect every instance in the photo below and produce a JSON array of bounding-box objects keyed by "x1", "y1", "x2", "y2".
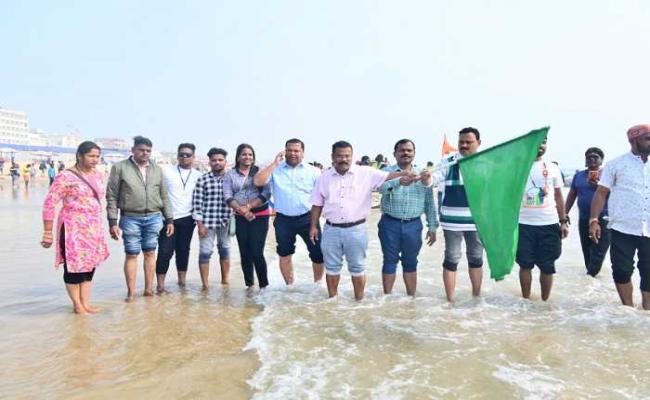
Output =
[
  {"x1": 207, "y1": 147, "x2": 228, "y2": 158},
  {"x1": 133, "y1": 135, "x2": 153, "y2": 147},
  {"x1": 585, "y1": 147, "x2": 604, "y2": 159},
  {"x1": 394, "y1": 139, "x2": 415, "y2": 152},
  {"x1": 332, "y1": 141, "x2": 353, "y2": 153},
  {"x1": 458, "y1": 127, "x2": 480, "y2": 141},
  {"x1": 177, "y1": 143, "x2": 196, "y2": 154},
  {"x1": 285, "y1": 138, "x2": 305, "y2": 150}
]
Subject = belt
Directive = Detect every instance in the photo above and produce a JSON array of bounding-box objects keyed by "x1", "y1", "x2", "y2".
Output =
[
  {"x1": 383, "y1": 214, "x2": 421, "y2": 223},
  {"x1": 276, "y1": 211, "x2": 310, "y2": 219},
  {"x1": 325, "y1": 219, "x2": 366, "y2": 228}
]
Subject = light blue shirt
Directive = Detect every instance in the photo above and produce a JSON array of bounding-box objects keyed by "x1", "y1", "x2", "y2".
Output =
[{"x1": 269, "y1": 161, "x2": 320, "y2": 216}]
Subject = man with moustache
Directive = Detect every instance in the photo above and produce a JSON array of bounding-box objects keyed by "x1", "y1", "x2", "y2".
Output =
[
  {"x1": 516, "y1": 138, "x2": 569, "y2": 301},
  {"x1": 107, "y1": 136, "x2": 174, "y2": 301},
  {"x1": 565, "y1": 147, "x2": 610, "y2": 277},
  {"x1": 436, "y1": 127, "x2": 485, "y2": 303},
  {"x1": 590, "y1": 125, "x2": 650, "y2": 309},
  {"x1": 254, "y1": 139, "x2": 324, "y2": 285},
  {"x1": 309, "y1": 141, "x2": 418, "y2": 300},
  {"x1": 378, "y1": 139, "x2": 438, "y2": 296},
  {"x1": 192, "y1": 148, "x2": 233, "y2": 290},
  {"x1": 156, "y1": 143, "x2": 200, "y2": 293}
]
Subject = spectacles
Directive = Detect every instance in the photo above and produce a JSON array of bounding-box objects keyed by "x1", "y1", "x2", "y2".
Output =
[{"x1": 178, "y1": 153, "x2": 194, "y2": 158}]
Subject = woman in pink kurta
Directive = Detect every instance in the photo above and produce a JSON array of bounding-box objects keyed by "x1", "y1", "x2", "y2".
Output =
[{"x1": 41, "y1": 141, "x2": 109, "y2": 314}]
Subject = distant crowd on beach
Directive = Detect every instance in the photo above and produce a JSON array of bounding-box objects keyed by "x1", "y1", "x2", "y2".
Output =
[{"x1": 39, "y1": 125, "x2": 650, "y2": 314}]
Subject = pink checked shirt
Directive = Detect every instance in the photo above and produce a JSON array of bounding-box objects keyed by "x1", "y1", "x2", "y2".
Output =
[{"x1": 310, "y1": 165, "x2": 388, "y2": 223}]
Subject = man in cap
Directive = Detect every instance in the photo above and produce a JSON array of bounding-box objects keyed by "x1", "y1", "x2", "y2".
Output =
[{"x1": 590, "y1": 124, "x2": 650, "y2": 309}]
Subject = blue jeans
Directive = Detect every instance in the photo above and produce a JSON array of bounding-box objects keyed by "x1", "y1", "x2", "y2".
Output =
[
  {"x1": 119, "y1": 214, "x2": 164, "y2": 255},
  {"x1": 378, "y1": 215, "x2": 423, "y2": 274},
  {"x1": 321, "y1": 223, "x2": 368, "y2": 277}
]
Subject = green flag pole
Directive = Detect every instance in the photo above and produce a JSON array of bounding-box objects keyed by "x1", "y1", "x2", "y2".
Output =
[{"x1": 457, "y1": 127, "x2": 549, "y2": 280}]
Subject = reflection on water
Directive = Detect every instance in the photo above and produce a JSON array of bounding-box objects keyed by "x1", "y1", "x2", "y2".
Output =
[{"x1": 1, "y1": 180, "x2": 649, "y2": 399}]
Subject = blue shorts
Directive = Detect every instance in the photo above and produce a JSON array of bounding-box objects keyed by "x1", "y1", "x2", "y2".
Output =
[
  {"x1": 378, "y1": 214, "x2": 423, "y2": 274},
  {"x1": 119, "y1": 214, "x2": 164, "y2": 255}
]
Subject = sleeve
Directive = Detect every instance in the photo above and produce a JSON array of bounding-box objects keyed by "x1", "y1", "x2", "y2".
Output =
[
  {"x1": 310, "y1": 175, "x2": 325, "y2": 206},
  {"x1": 599, "y1": 162, "x2": 615, "y2": 189},
  {"x1": 378, "y1": 177, "x2": 401, "y2": 194},
  {"x1": 42, "y1": 173, "x2": 68, "y2": 221},
  {"x1": 106, "y1": 164, "x2": 121, "y2": 226},
  {"x1": 258, "y1": 179, "x2": 272, "y2": 203},
  {"x1": 160, "y1": 171, "x2": 174, "y2": 223},
  {"x1": 370, "y1": 168, "x2": 390, "y2": 191},
  {"x1": 192, "y1": 176, "x2": 204, "y2": 221},
  {"x1": 424, "y1": 185, "x2": 439, "y2": 231},
  {"x1": 223, "y1": 172, "x2": 235, "y2": 204}
]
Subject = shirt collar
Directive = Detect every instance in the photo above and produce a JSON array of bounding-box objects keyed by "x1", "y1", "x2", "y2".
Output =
[
  {"x1": 280, "y1": 161, "x2": 305, "y2": 169},
  {"x1": 129, "y1": 156, "x2": 150, "y2": 168}
]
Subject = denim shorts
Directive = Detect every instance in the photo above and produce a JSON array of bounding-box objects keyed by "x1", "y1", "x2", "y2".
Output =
[
  {"x1": 198, "y1": 225, "x2": 231, "y2": 263},
  {"x1": 321, "y1": 223, "x2": 368, "y2": 277},
  {"x1": 442, "y1": 230, "x2": 484, "y2": 271},
  {"x1": 119, "y1": 214, "x2": 164, "y2": 255}
]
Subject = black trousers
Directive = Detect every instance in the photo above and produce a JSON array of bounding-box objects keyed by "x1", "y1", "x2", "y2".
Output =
[
  {"x1": 578, "y1": 218, "x2": 611, "y2": 277},
  {"x1": 235, "y1": 215, "x2": 269, "y2": 288},
  {"x1": 156, "y1": 216, "x2": 196, "y2": 275}
]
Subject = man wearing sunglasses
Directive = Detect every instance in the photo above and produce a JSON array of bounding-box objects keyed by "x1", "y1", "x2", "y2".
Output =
[{"x1": 156, "y1": 143, "x2": 200, "y2": 293}]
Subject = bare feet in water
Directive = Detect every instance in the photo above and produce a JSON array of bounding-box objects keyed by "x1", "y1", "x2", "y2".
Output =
[
  {"x1": 83, "y1": 304, "x2": 102, "y2": 313},
  {"x1": 73, "y1": 306, "x2": 88, "y2": 315},
  {"x1": 125, "y1": 294, "x2": 136, "y2": 303},
  {"x1": 156, "y1": 287, "x2": 169, "y2": 295},
  {"x1": 143, "y1": 290, "x2": 154, "y2": 297}
]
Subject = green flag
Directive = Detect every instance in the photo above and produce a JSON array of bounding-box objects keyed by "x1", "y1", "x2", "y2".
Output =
[{"x1": 458, "y1": 127, "x2": 549, "y2": 280}]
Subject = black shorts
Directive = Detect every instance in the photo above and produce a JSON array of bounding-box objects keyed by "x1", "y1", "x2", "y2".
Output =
[
  {"x1": 273, "y1": 212, "x2": 324, "y2": 264},
  {"x1": 516, "y1": 223, "x2": 562, "y2": 274},
  {"x1": 610, "y1": 230, "x2": 650, "y2": 291}
]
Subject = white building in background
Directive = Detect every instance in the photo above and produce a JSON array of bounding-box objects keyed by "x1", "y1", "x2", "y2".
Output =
[
  {"x1": 45, "y1": 133, "x2": 84, "y2": 148},
  {"x1": 94, "y1": 137, "x2": 130, "y2": 150},
  {"x1": 0, "y1": 107, "x2": 30, "y2": 145}
]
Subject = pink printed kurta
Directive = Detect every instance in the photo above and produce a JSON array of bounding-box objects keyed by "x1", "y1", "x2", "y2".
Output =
[{"x1": 42, "y1": 170, "x2": 109, "y2": 272}]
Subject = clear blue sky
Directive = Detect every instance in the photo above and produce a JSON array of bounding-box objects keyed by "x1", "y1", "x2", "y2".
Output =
[{"x1": 1, "y1": 0, "x2": 649, "y2": 168}]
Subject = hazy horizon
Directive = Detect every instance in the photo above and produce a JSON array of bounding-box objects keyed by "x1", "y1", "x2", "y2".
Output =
[{"x1": 2, "y1": 1, "x2": 649, "y2": 167}]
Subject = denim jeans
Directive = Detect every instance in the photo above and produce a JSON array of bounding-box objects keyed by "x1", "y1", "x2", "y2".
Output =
[
  {"x1": 119, "y1": 214, "x2": 164, "y2": 255},
  {"x1": 442, "y1": 230, "x2": 484, "y2": 271},
  {"x1": 198, "y1": 225, "x2": 231, "y2": 263},
  {"x1": 321, "y1": 223, "x2": 368, "y2": 277},
  {"x1": 378, "y1": 215, "x2": 423, "y2": 274}
]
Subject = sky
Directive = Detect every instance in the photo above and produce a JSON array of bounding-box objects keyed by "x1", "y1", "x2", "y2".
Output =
[{"x1": 1, "y1": 0, "x2": 649, "y2": 168}]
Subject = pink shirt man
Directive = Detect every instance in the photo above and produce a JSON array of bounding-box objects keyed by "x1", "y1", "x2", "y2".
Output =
[{"x1": 310, "y1": 165, "x2": 388, "y2": 223}]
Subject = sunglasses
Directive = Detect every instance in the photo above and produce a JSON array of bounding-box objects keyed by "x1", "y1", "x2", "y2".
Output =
[{"x1": 178, "y1": 153, "x2": 194, "y2": 158}]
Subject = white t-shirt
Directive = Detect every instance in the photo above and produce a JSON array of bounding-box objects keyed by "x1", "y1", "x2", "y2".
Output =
[
  {"x1": 163, "y1": 165, "x2": 200, "y2": 219},
  {"x1": 519, "y1": 160, "x2": 563, "y2": 225}
]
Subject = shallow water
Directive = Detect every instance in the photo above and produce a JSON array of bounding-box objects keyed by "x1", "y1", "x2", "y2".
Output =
[{"x1": 1, "y1": 179, "x2": 649, "y2": 399}]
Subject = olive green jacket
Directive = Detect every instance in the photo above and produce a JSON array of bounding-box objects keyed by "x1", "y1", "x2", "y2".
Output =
[{"x1": 106, "y1": 157, "x2": 173, "y2": 226}]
